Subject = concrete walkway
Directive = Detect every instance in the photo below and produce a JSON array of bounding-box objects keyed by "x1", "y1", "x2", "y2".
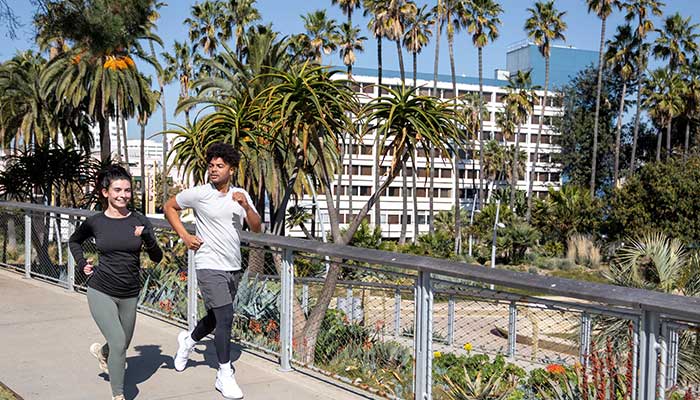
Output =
[{"x1": 0, "y1": 269, "x2": 367, "y2": 400}]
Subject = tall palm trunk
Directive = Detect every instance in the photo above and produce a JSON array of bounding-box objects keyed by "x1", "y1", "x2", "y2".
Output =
[
  {"x1": 348, "y1": 137, "x2": 353, "y2": 218},
  {"x1": 684, "y1": 120, "x2": 690, "y2": 161},
  {"x1": 526, "y1": 56, "x2": 549, "y2": 222},
  {"x1": 429, "y1": 0, "x2": 441, "y2": 234},
  {"x1": 510, "y1": 124, "x2": 521, "y2": 209},
  {"x1": 478, "y1": 47, "x2": 485, "y2": 206},
  {"x1": 666, "y1": 118, "x2": 672, "y2": 159},
  {"x1": 590, "y1": 17, "x2": 606, "y2": 197},
  {"x1": 413, "y1": 51, "x2": 419, "y2": 243},
  {"x1": 374, "y1": 37, "x2": 383, "y2": 227},
  {"x1": 122, "y1": 116, "x2": 130, "y2": 168},
  {"x1": 99, "y1": 116, "x2": 111, "y2": 163},
  {"x1": 630, "y1": 51, "x2": 645, "y2": 173},
  {"x1": 149, "y1": 41, "x2": 169, "y2": 209},
  {"x1": 656, "y1": 124, "x2": 663, "y2": 162},
  {"x1": 448, "y1": 32, "x2": 461, "y2": 254},
  {"x1": 396, "y1": 40, "x2": 406, "y2": 84},
  {"x1": 115, "y1": 113, "x2": 123, "y2": 163},
  {"x1": 140, "y1": 119, "x2": 146, "y2": 214},
  {"x1": 397, "y1": 42, "x2": 408, "y2": 244},
  {"x1": 613, "y1": 82, "x2": 628, "y2": 184}
]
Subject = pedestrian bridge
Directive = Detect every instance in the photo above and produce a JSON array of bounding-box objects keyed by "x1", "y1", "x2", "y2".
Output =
[{"x1": 0, "y1": 269, "x2": 365, "y2": 400}]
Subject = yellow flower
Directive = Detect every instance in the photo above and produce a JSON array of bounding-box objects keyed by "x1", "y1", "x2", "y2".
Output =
[
  {"x1": 463, "y1": 343, "x2": 473, "y2": 352},
  {"x1": 433, "y1": 351, "x2": 442, "y2": 358}
]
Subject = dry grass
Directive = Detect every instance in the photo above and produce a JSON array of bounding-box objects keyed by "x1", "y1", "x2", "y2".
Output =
[{"x1": 566, "y1": 234, "x2": 601, "y2": 269}]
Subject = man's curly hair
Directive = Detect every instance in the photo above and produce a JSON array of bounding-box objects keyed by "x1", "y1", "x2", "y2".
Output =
[{"x1": 205, "y1": 142, "x2": 240, "y2": 167}]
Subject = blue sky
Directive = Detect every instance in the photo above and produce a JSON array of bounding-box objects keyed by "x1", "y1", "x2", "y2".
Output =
[{"x1": 3, "y1": 0, "x2": 699, "y2": 138}]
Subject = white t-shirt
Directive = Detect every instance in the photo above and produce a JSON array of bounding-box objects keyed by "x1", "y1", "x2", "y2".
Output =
[{"x1": 175, "y1": 183, "x2": 258, "y2": 271}]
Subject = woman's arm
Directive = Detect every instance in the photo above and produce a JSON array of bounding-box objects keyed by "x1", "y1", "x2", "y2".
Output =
[
  {"x1": 134, "y1": 214, "x2": 163, "y2": 263},
  {"x1": 68, "y1": 218, "x2": 93, "y2": 269}
]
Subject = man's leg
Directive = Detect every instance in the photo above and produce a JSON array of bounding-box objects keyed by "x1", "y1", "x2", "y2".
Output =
[
  {"x1": 175, "y1": 309, "x2": 215, "y2": 372},
  {"x1": 211, "y1": 304, "x2": 234, "y2": 364}
]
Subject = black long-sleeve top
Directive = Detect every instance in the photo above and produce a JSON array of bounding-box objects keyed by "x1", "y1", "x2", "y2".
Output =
[{"x1": 69, "y1": 212, "x2": 163, "y2": 298}]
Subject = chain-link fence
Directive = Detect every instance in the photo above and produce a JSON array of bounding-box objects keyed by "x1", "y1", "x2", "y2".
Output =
[{"x1": 3, "y1": 202, "x2": 700, "y2": 400}]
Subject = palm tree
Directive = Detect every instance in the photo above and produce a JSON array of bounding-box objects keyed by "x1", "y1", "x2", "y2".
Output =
[
  {"x1": 464, "y1": 0, "x2": 502, "y2": 207},
  {"x1": 221, "y1": 0, "x2": 261, "y2": 58},
  {"x1": 331, "y1": 0, "x2": 361, "y2": 26},
  {"x1": 524, "y1": 0, "x2": 567, "y2": 222},
  {"x1": 383, "y1": 0, "x2": 417, "y2": 85},
  {"x1": 605, "y1": 24, "x2": 639, "y2": 184},
  {"x1": 587, "y1": 0, "x2": 620, "y2": 198},
  {"x1": 441, "y1": 0, "x2": 466, "y2": 252},
  {"x1": 624, "y1": 0, "x2": 664, "y2": 174},
  {"x1": 482, "y1": 138, "x2": 507, "y2": 202},
  {"x1": 643, "y1": 68, "x2": 685, "y2": 161},
  {"x1": 364, "y1": 0, "x2": 388, "y2": 227},
  {"x1": 338, "y1": 22, "x2": 367, "y2": 77},
  {"x1": 185, "y1": 0, "x2": 227, "y2": 57},
  {"x1": 36, "y1": 0, "x2": 159, "y2": 163},
  {"x1": 163, "y1": 41, "x2": 195, "y2": 128},
  {"x1": 301, "y1": 10, "x2": 340, "y2": 64},
  {"x1": 404, "y1": 5, "x2": 434, "y2": 240},
  {"x1": 681, "y1": 65, "x2": 700, "y2": 160},
  {"x1": 429, "y1": 0, "x2": 443, "y2": 234},
  {"x1": 653, "y1": 13, "x2": 699, "y2": 72},
  {"x1": 502, "y1": 70, "x2": 538, "y2": 209}
]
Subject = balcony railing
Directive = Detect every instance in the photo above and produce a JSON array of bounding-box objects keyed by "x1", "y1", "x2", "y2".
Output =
[{"x1": 1, "y1": 201, "x2": 699, "y2": 400}]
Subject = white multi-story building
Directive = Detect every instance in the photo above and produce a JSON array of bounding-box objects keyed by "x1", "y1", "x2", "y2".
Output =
[{"x1": 289, "y1": 66, "x2": 564, "y2": 240}]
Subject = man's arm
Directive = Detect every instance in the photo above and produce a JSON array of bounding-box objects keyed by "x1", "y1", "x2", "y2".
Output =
[
  {"x1": 232, "y1": 191, "x2": 262, "y2": 233},
  {"x1": 164, "y1": 196, "x2": 204, "y2": 250}
]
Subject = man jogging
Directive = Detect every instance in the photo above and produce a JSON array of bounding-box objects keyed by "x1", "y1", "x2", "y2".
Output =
[{"x1": 164, "y1": 143, "x2": 261, "y2": 399}]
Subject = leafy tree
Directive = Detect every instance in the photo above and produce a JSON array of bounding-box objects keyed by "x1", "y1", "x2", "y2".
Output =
[
  {"x1": 554, "y1": 66, "x2": 622, "y2": 191},
  {"x1": 605, "y1": 156, "x2": 700, "y2": 244},
  {"x1": 643, "y1": 67, "x2": 685, "y2": 161}
]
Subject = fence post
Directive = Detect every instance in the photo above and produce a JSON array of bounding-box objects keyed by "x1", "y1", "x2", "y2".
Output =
[
  {"x1": 508, "y1": 301, "x2": 517, "y2": 359},
  {"x1": 413, "y1": 271, "x2": 433, "y2": 400},
  {"x1": 638, "y1": 310, "x2": 660, "y2": 400},
  {"x1": 346, "y1": 286, "x2": 353, "y2": 324},
  {"x1": 579, "y1": 311, "x2": 591, "y2": 367},
  {"x1": 659, "y1": 322, "x2": 668, "y2": 400},
  {"x1": 278, "y1": 248, "x2": 294, "y2": 372},
  {"x1": 66, "y1": 217, "x2": 75, "y2": 292},
  {"x1": 24, "y1": 213, "x2": 31, "y2": 279},
  {"x1": 447, "y1": 296, "x2": 455, "y2": 346},
  {"x1": 394, "y1": 288, "x2": 401, "y2": 338},
  {"x1": 187, "y1": 250, "x2": 198, "y2": 332},
  {"x1": 665, "y1": 324, "x2": 680, "y2": 389},
  {"x1": 632, "y1": 317, "x2": 640, "y2": 400}
]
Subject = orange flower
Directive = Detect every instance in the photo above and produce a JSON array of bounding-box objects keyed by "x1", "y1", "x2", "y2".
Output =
[
  {"x1": 265, "y1": 319, "x2": 278, "y2": 334},
  {"x1": 178, "y1": 271, "x2": 187, "y2": 282},
  {"x1": 249, "y1": 319, "x2": 262, "y2": 334},
  {"x1": 159, "y1": 299, "x2": 173, "y2": 313},
  {"x1": 123, "y1": 56, "x2": 135, "y2": 68},
  {"x1": 546, "y1": 364, "x2": 567, "y2": 375}
]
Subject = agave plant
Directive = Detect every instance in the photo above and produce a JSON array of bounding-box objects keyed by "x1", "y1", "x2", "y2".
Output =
[{"x1": 441, "y1": 355, "x2": 521, "y2": 400}]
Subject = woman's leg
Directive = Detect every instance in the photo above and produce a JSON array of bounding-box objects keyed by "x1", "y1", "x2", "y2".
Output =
[
  {"x1": 87, "y1": 287, "x2": 129, "y2": 397},
  {"x1": 116, "y1": 296, "x2": 138, "y2": 353}
]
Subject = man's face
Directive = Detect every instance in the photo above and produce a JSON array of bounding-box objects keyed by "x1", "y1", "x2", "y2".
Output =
[{"x1": 208, "y1": 157, "x2": 234, "y2": 186}]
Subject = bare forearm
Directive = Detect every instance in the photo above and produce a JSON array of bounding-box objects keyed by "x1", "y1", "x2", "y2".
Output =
[
  {"x1": 164, "y1": 198, "x2": 189, "y2": 239},
  {"x1": 245, "y1": 208, "x2": 262, "y2": 233}
]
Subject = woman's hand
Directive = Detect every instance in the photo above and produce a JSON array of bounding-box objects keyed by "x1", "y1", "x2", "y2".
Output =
[
  {"x1": 84, "y1": 258, "x2": 94, "y2": 275},
  {"x1": 134, "y1": 225, "x2": 144, "y2": 236}
]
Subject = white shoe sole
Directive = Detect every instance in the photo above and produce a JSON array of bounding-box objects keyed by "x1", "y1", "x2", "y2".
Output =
[
  {"x1": 174, "y1": 331, "x2": 191, "y2": 372},
  {"x1": 215, "y1": 379, "x2": 243, "y2": 399},
  {"x1": 89, "y1": 343, "x2": 109, "y2": 374}
]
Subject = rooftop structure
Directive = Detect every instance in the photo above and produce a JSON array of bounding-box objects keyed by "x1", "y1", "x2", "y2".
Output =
[{"x1": 506, "y1": 41, "x2": 599, "y2": 88}]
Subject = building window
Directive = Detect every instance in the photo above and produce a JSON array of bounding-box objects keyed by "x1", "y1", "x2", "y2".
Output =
[
  {"x1": 361, "y1": 145, "x2": 373, "y2": 155},
  {"x1": 550, "y1": 172, "x2": 560, "y2": 182},
  {"x1": 416, "y1": 188, "x2": 427, "y2": 197},
  {"x1": 417, "y1": 167, "x2": 428, "y2": 178},
  {"x1": 388, "y1": 215, "x2": 400, "y2": 224},
  {"x1": 387, "y1": 187, "x2": 401, "y2": 197},
  {"x1": 443, "y1": 89, "x2": 456, "y2": 99},
  {"x1": 483, "y1": 92, "x2": 492, "y2": 103},
  {"x1": 441, "y1": 168, "x2": 452, "y2": 179}
]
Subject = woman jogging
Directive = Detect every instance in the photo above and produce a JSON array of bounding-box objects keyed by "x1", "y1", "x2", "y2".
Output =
[{"x1": 69, "y1": 165, "x2": 163, "y2": 400}]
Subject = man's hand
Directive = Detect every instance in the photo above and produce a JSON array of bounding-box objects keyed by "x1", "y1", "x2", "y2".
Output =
[
  {"x1": 232, "y1": 192, "x2": 251, "y2": 210},
  {"x1": 183, "y1": 234, "x2": 204, "y2": 251}
]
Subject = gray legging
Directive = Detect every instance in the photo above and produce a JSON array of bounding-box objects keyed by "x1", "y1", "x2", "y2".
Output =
[{"x1": 87, "y1": 287, "x2": 138, "y2": 397}]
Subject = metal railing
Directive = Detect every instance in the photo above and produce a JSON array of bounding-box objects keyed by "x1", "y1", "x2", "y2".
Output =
[{"x1": 1, "y1": 201, "x2": 700, "y2": 400}]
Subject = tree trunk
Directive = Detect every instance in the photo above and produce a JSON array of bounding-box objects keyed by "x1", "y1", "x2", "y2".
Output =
[
  {"x1": 149, "y1": 41, "x2": 170, "y2": 210},
  {"x1": 684, "y1": 120, "x2": 690, "y2": 161},
  {"x1": 526, "y1": 57, "x2": 549, "y2": 222},
  {"x1": 656, "y1": 125, "x2": 663, "y2": 162},
  {"x1": 590, "y1": 17, "x2": 606, "y2": 198},
  {"x1": 399, "y1": 165, "x2": 408, "y2": 245},
  {"x1": 122, "y1": 116, "x2": 130, "y2": 168},
  {"x1": 412, "y1": 52, "x2": 419, "y2": 242},
  {"x1": 374, "y1": 37, "x2": 382, "y2": 227},
  {"x1": 140, "y1": 120, "x2": 146, "y2": 214},
  {"x1": 99, "y1": 116, "x2": 111, "y2": 163},
  {"x1": 630, "y1": 49, "x2": 644, "y2": 174},
  {"x1": 429, "y1": 2, "x2": 441, "y2": 235},
  {"x1": 667, "y1": 117, "x2": 672, "y2": 159},
  {"x1": 115, "y1": 114, "x2": 123, "y2": 163},
  {"x1": 396, "y1": 40, "x2": 405, "y2": 85},
  {"x1": 510, "y1": 124, "x2": 521, "y2": 209},
  {"x1": 348, "y1": 138, "x2": 353, "y2": 218},
  {"x1": 449, "y1": 33, "x2": 460, "y2": 253},
  {"x1": 613, "y1": 82, "x2": 627, "y2": 185},
  {"x1": 478, "y1": 47, "x2": 485, "y2": 208}
]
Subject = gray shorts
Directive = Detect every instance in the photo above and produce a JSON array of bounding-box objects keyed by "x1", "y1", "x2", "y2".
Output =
[{"x1": 196, "y1": 269, "x2": 244, "y2": 310}]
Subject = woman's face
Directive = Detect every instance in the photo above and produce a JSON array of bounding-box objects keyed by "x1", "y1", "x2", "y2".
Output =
[{"x1": 101, "y1": 178, "x2": 132, "y2": 210}]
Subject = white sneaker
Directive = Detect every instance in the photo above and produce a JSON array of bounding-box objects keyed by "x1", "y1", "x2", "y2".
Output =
[
  {"x1": 89, "y1": 342, "x2": 109, "y2": 373},
  {"x1": 174, "y1": 331, "x2": 194, "y2": 372},
  {"x1": 215, "y1": 366, "x2": 243, "y2": 399}
]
